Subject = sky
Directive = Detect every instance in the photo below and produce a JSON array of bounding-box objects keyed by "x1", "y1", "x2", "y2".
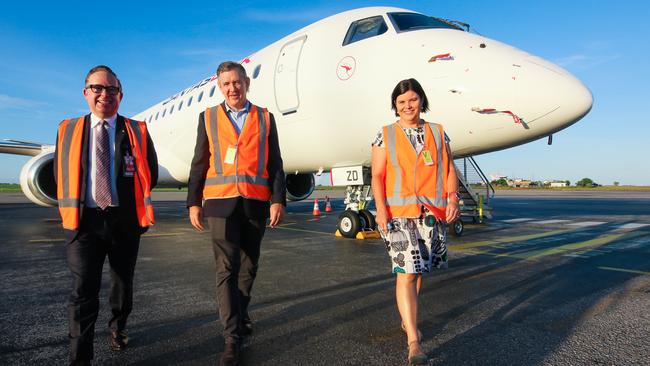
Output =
[{"x1": 1, "y1": 0, "x2": 649, "y2": 186}]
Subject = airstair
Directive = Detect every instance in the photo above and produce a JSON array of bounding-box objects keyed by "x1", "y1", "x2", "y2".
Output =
[{"x1": 453, "y1": 157, "x2": 494, "y2": 234}]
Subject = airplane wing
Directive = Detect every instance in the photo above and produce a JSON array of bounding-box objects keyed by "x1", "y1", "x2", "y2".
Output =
[{"x1": 0, "y1": 139, "x2": 52, "y2": 156}]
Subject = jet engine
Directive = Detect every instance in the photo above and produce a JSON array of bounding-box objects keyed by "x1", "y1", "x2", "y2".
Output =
[
  {"x1": 285, "y1": 173, "x2": 315, "y2": 201},
  {"x1": 19, "y1": 151, "x2": 57, "y2": 207}
]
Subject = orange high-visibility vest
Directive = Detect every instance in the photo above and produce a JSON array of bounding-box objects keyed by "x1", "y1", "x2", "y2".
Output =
[
  {"x1": 56, "y1": 117, "x2": 154, "y2": 229},
  {"x1": 202, "y1": 104, "x2": 272, "y2": 201},
  {"x1": 383, "y1": 122, "x2": 450, "y2": 219}
]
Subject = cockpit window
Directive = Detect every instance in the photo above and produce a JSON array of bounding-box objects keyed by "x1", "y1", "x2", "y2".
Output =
[
  {"x1": 343, "y1": 16, "x2": 388, "y2": 46},
  {"x1": 388, "y1": 12, "x2": 462, "y2": 32}
]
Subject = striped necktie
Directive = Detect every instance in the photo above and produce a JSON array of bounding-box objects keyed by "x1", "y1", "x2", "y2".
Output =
[{"x1": 95, "y1": 120, "x2": 112, "y2": 209}]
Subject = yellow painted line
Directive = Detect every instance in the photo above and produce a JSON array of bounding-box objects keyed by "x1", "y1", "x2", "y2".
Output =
[
  {"x1": 598, "y1": 266, "x2": 650, "y2": 276},
  {"x1": 272, "y1": 226, "x2": 333, "y2": 236},
  {"x1": 29, "y1": 239, "x2": 65, "y2": 243},
  {"x1": 451, "y1": 229, "x2": 572, "y2": 250},
  {"x1": 510, "y1": 231, "x2": 648, "y2": 260}
]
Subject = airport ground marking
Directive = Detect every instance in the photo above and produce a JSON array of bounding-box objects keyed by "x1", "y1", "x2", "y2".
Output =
[
  {"x1": 597, "y1": 266, "x2": 650, "y2": 276},
  {"x1": 509, "y1": 231, "x2": 649, "y2": 260},
  {"x1": 29, "y1": 238, "x2": 65, "y2": 243},
  {"x1": 501, "y1": 218, "x2": 534, "y2": 223},
  {"x1": 534, "y1": 219, "x2": 570, "y2": 225},
  {"x1": 615, "y1": 223, "x2": 650, "y2": 230},
  {"x1": 451, "y1": 228, "x2": 573, "y2": 250},
  {"x1": 455, "y1": 229, "x2": 650, "y2": 261},
  {"x1": 567, "y1": 221, "x2": 607, "y2": 227},
  {"x1": 272, "y1": 226, "x2": 333, "y2": 236}
]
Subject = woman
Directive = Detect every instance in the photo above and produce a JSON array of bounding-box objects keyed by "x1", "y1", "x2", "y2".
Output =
[{"x1": 371, "y1": 78, "x2": 459, "y2": 365}]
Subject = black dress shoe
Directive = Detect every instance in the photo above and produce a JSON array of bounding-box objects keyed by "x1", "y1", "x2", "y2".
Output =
[
  {"x1": 241, "y1": 318, "x2": 253, "y2": 336},
  {"x1": 108, "y1": 330, "x2": 129, "y2": 351},
  {"x1": 219, "y1": 342, "x2": 240, "y2": 366}
]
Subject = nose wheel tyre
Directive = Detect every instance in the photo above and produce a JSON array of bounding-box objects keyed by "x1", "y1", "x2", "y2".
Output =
[
  {"x1": 338, "y1": 210, "x2": 361, "y2": 238},
  {"x1": 451, "y1": 219, "x2": 464, "y2": 237}
]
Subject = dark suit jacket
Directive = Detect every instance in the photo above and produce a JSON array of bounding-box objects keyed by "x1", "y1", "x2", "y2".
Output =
[
  {"x1": 54, "y1": 114, "x2": 159, "y2": 242},
  {"x1": 186, "y1": 102, "x2": 286, "y2": 219}
]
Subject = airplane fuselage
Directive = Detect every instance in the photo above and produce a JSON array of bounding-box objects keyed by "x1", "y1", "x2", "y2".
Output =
[
  {"x1": 10, "y1": 7, "x2": 593, "y2": 206},
  {"x1": 134, "y1": 7, "x2": 591, "y2": 187}
]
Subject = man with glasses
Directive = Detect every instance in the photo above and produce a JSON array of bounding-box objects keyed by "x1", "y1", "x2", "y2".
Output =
[
  {"x1": 54, "y1": 65, "x2": 158, "y2": 366},
  {"x1": 187, "y1": 61, "x2": 286, "y2": 366}
]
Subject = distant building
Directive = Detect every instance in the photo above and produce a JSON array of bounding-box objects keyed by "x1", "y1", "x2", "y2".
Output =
[{"x1": 550, "y1": 181, "x2": 568, "y2": 188}]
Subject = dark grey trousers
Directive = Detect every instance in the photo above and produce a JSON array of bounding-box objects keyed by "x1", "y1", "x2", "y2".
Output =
[
  {"x1": 207, "y1": 201, "x2": 265, "y2": 344},
  {"x1": 67, "y1": 208, "x2": 140, "y2": 363}
]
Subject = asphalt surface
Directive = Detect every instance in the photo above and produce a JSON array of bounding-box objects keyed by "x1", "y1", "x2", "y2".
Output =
[{"x1": 1, "y1": 190, "x2": 649, "y2": 365}]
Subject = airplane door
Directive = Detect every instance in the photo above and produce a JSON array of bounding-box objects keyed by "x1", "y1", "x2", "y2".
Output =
[{"x1": 274, "y1": 35, "x2": 307, "y2": 114}]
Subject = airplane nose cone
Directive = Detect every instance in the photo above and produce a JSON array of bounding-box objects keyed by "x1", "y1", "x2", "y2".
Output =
[{"x1": 517, "y1": 57, "x2": 593, "y2": 131}]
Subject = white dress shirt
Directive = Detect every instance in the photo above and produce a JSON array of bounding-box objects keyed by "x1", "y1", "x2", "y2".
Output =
[{"x1": 85, "y1": 114, "x2": 119, "y2": 208}]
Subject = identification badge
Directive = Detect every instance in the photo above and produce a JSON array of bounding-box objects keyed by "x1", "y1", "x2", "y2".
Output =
[
  {"x1": 224, "y1": 145, "x2": 237, "y2": 165},
  {"x1": 422, "y1": 150, "x2": 434, "y2": 166},
  {"x1": 123, "y1": 153, "x2": 136, "y2": 177}
]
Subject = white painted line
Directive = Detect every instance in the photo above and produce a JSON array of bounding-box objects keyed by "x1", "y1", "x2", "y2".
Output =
[
  {"x1": 502, "y1": 218, "x2": 534, "y2": 223},
  {"x1": 534, "y1": 219, "x2": 570, "y2": 224},
  {"x1": 616, "y1": 223, "x2": 650, "y2": 230},
  {"x1": 567, "y1": 221, "x2": 607, "y2": 227}
]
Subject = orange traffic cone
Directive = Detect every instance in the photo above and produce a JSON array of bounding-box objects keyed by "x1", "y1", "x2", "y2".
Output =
[
  {"x1": 312, "y1": 198, "x2": 321, "y2": 216},
  {"x1": 325, "y1": 196, "x2": 332, "y2": 212}
]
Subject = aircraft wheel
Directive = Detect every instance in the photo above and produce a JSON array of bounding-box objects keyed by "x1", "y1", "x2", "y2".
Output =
[
  {"x1": 359, "y1": 209, "x2": 376, "y2": 230},
  {"x1": 451, "y1": 220, "x2": 464, "y2": 237},
  {"x1": 338, "y1": 210, "x2": 361, "y2": 238}
]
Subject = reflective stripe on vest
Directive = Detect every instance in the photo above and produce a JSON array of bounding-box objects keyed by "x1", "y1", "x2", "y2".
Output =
[
  {"x1": 56, "y1": 116, "x2": 154, "y2": 229},
  {"x1": 384, "y1": 122, "x2": 449, "y2": 218},
  {"x1": 124, "y1": 118, "x2": 155, "y2": 227},
  {"x1": 202, "y1": 104, "x2": 271, "y2": 201},
  {"x1": 56, "y1": 117, "x2": 85, "y2": 229}
]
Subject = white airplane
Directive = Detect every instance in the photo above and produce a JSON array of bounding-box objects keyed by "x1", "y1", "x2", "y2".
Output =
[{"x1": 1, "y1": 6, "x2": 592, "y2": 233}]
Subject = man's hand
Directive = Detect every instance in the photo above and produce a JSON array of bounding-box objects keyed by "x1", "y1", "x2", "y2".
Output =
[
  {"x1": 445, "y1": 201, "x2": 460, "y2": 223},
  {"x1": 269, "y1": 203, "x2": 284, "y2": 228},
  {"x1": 189, "y1": 205, "x2": 205, "y2": 231}
]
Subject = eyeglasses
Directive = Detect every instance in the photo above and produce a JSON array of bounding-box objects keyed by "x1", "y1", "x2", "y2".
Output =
[{"x1": 86, "y1": 84, "x2": 121, "y2": 95}]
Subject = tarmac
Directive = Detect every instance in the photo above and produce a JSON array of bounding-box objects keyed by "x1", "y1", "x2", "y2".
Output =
[{"x1": 1, "y1": 189, "x2": 649, "y2": 365}]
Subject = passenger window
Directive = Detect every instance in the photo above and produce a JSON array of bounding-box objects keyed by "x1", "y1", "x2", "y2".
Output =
[
  {"x1": 188, "y1": 96, "x2": 193, "y2": 107},
  {"x1": 162, "y1": 108, "x2": 166, "y2": 117},
  {"x1": 343, "y1": 16, "x2": 388, "y2": 46},
  {"x1": 209, "y1": 85, "x2": 216, "y2": 97},
  {"x1": 155, "y1": 112, "x2": 159, "y2": 120},
  {"x1": 198, "y1": 91, "x2": 204, "y2": 102},
  {"x1": 170, "y1": 104, "x2": 174, "y2": 114},
  {"x1": 179, "y1": 100, "x2": 184, "y2": 111},
  {"x1": 252, "y1": 64, "x2": 261, "y2": 79}
]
